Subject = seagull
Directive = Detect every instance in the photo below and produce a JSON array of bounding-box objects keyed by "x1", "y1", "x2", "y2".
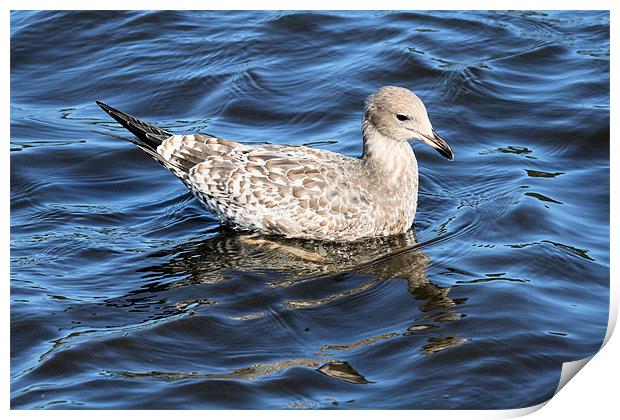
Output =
[{"x1": 96, "y1": 86, "x2": 454, "y2": 241}]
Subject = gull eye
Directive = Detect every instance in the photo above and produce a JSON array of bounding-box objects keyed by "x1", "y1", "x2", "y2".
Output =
[{"x1": 396, "y1": 114, "x2": 410, "y2": 122}]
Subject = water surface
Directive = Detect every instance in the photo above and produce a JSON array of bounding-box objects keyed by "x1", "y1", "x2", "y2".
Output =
[{"x1": 10, "y1": 10, "x2": 609, "y2": 409}]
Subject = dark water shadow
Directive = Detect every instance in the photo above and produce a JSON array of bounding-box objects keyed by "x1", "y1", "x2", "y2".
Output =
[{"x1": 96, "y1": 229, "x2": 468, "y2": 384}]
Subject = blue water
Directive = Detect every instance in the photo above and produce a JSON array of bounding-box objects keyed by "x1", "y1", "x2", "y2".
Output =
[{"x1": 10, "y1": 10, "x2": 609, "y2": 409}]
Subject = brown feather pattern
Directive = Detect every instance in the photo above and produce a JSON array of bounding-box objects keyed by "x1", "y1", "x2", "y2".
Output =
[{"x1": 99, "y1": 86, "x2": 454, "y2": 241}]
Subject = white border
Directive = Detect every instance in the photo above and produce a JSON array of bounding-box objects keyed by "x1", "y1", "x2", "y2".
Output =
[{"x1": 4, "y1": 1, "x2": 617, "y2": 418}]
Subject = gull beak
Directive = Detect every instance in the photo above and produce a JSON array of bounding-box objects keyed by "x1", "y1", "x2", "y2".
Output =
[{"x1": 418, "y1": 129, "x2": 454, "y2": 161}]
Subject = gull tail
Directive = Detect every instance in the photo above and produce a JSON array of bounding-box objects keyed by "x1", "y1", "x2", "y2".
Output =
[
  {"x1": 97, "y1": 101, "x2": 195, "y2": 185},
  {"x1": 96, "y1": 101, "x2": 172, "y2": 153}
]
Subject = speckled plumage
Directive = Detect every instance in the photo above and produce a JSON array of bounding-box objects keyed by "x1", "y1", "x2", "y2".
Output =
[{"x1": 97, "y1": 86, "x2": 454, "y2": 241}]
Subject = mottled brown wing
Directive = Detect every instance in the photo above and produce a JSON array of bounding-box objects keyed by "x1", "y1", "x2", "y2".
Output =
[
  {"x1": 157, "y1": 134, "x2": 374, "y2": 239},
  {"x1": 156, "y1": 134, "x2": 247, "y2": 184}
]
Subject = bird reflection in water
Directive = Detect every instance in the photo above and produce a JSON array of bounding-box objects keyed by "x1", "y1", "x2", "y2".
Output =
[{"x1": 112, "y1": 229, "x2": 467, "y2": 383}]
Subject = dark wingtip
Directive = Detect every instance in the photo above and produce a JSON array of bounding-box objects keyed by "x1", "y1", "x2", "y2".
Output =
[
  {"x1": 95, "y1": 100, "x2": 172, "y2": 150},
  {"x1": 96, "y1": 100, "x2": 115, "y2": 115},
  {"x1": 95, "y1": 100, "x2": 128, "y2": 126}
]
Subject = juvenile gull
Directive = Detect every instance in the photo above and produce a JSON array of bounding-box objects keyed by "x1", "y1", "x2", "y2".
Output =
[{"x1": 97, "y1": 86, "x2": 454, "y2": 241}]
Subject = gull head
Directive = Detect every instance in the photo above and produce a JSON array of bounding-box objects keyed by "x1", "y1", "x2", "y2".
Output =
[{"x1": 363, "y1": 86, "x2": 454, "y2": 161}]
